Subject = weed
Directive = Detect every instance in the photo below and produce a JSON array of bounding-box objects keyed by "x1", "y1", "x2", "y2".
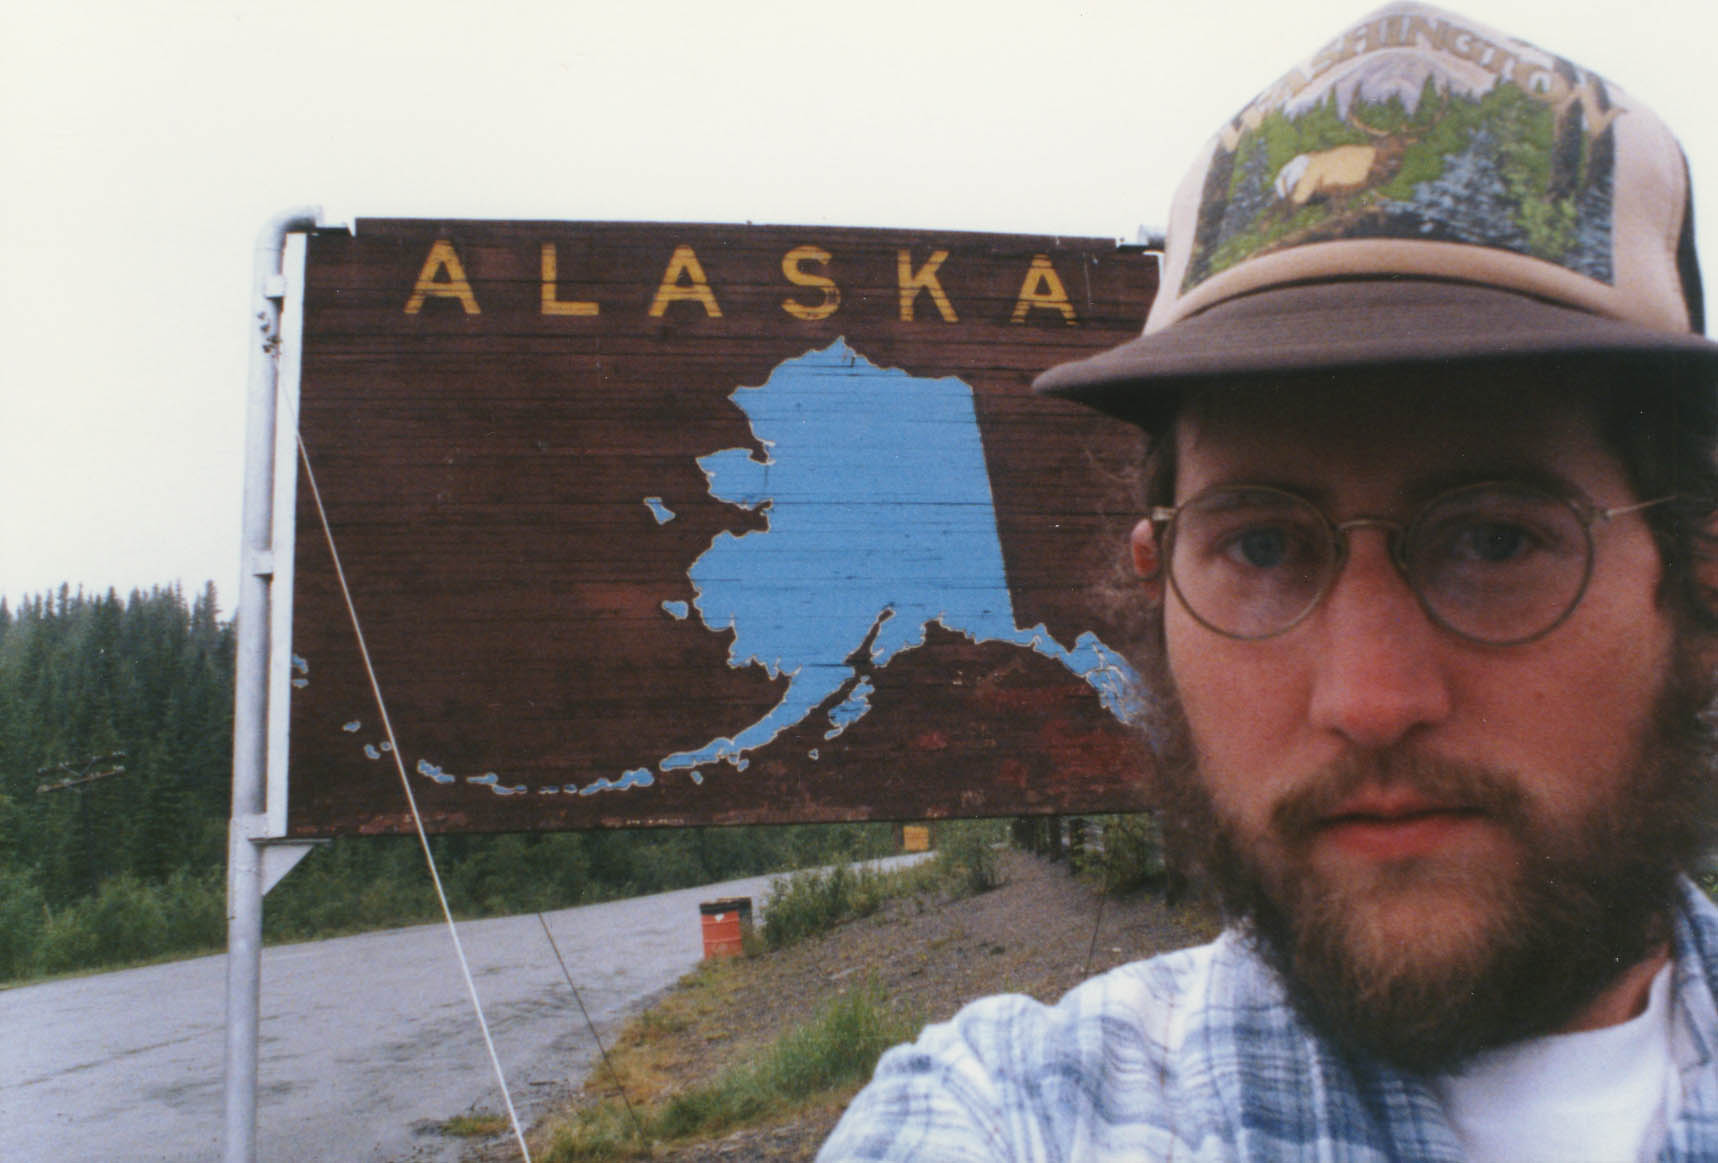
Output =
[
  {"x1": 932, "y1": 820, "x2": 1009, "y2": 894},
  {"x1": 589, "y1": 961, "x2": 747, "y2": 1106},
  {"x1": 1073, "y1": 814, "x2": 1171, "y2": 895},
  {"x1": 440, "y1": 1112, "x2": 509, "y2": 1137},
  {"x1": 760, "y1": 861, "x2": 936, "y2": 950},
  {"x1": 543, "y1": 1100, "x2": 641, "y2": 1160},
  {"x1": 757, "y1": 979, "x2": 912, "y2": 1097},
  {"x1": 542, "y1": 979, "x2": 914, "y2": 1161},
  {"x1": 757, "y1": 837, "x2": 1016, "y2": 952}
]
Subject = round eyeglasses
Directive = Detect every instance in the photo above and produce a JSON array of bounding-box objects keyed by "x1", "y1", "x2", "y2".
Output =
[{"x1": 1149, "y1": 482, "x2": 1675, "y2": 646}]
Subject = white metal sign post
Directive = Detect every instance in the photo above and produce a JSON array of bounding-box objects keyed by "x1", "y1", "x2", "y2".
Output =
[{"x1": 224, "y1": 207, "x2": 323, "y2": 1163}]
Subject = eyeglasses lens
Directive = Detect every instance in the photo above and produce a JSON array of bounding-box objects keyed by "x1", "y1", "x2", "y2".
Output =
[
  {"x1": 1169, "y1": 490, "x2": 1336, "y2": 639},
  {"x1": 1405, "y1": 485, "x2": 1590, "y2": 644},
  {"x1": 1167, "y1": 485, "x2": 1593, "y2": 644}
]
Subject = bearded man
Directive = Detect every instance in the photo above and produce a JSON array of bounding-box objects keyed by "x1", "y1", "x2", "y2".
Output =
[{"x1": 819, "y1": 4, "x2": 1718, "y2": 1160}]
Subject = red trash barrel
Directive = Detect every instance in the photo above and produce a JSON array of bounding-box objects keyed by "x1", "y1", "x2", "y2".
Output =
[{"x1": 699, "y1": 897, "x2": 753, "y2": 958}]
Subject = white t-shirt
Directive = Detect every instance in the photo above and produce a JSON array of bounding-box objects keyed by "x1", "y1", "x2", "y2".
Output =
[{"x1": 1432, "y1": 964, "x2": 1678, "y2": 1163}]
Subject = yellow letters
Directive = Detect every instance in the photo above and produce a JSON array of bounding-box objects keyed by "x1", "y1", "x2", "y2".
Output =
[
  {"x1": 394, "y1": 237, "x2": 1104, "y2": 328},
  {"x1": 1010, "y1": 255, "x2": 1077, "y2": 325},
  {"x1": 540, "y1": 244, "x2": 599, "y2": 317},
  {"x1": 404, "y1": 239, "x2": 481, "y2": 315},
  {"x1": 648, "y1": 245, "x2": 723, "y2": 318},
  {"x1": 897, "y1": 249, "x2": 958, "y2": 323},
  {"x1": 780, "y1": 245, "x2": 840, "y2": 321}
]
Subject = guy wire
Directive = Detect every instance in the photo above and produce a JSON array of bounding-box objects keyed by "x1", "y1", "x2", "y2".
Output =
[
  {"x1": 297, "y1": 433, "x2": 534, "y2": 1163},
  {"x1": 1083, "y1": 873, "x2": 1109, "y2": 978},
  {"x1": 536, "y1": 913, "x2": 647, "y2": 1140}
]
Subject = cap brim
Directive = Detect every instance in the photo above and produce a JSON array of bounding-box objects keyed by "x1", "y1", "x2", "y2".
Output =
[{"x1": 1034, "y1": 278, "x2": 1718, "y2": 429}]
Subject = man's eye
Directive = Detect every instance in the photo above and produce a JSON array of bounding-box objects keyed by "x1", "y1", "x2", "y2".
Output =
[
  {"x1": 1449, "y1": 521, "x2": 1533, "y2": 564},
  {"x1": 1222, "y1": 526, "x2": 1296, "y2": 569}
]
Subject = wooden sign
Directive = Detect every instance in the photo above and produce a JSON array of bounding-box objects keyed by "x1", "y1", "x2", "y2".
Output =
[{"x1": 286, "y1": 220, "x2": 1158, "y2": 835}]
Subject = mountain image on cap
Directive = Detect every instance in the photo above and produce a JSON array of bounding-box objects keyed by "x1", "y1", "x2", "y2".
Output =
[{"x1": 1187, "y1": 40, "x2": 1620, "y2": 290}]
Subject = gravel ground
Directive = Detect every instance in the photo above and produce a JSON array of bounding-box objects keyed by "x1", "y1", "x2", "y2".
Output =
[{"x1": 483, "y1": 848, "x2": 1219, "y2": 1162}]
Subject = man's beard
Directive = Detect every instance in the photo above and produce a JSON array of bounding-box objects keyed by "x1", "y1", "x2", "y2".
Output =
[{"x1": 1144, "y1": 645, "x2": 1718, "y2": 1075}]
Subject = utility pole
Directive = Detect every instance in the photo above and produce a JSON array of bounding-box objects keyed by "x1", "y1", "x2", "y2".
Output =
[
  {"x1": 37, "y1": 752, "x2": 128, "y2": 895},
  {"x1": 36, "y1": 752, "x2": 128, "y2": 794}
]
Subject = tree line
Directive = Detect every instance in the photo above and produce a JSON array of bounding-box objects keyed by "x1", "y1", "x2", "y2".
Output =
[{"x1": 0, "y1": 585, "x2": 891, "y2": 982}]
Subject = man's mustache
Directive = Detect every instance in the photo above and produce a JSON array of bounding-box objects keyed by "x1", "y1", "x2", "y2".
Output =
[{"x1": 1269, "y1": 749, "x2": 1532, "y2": 848}]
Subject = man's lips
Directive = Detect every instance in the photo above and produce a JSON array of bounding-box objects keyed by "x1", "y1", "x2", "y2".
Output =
[{"x1": 1313, "y1": 795, "x2": 1489, "y2": 860}]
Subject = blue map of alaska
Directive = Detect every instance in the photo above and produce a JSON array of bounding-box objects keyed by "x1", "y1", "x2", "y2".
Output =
[{"x1": 656, "y1": 338, "x2": 1139, "y2": 780}]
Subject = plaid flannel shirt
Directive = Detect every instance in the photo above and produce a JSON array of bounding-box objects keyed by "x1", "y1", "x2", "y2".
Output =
[{"x1": 819, "y1": 881, "x2": 1718, "y2": 1162}]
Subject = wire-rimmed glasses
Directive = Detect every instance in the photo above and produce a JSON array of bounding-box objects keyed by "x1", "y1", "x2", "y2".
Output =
[{"x1": 1148, "y1": 482, "x2": 1674, "y2": 646}]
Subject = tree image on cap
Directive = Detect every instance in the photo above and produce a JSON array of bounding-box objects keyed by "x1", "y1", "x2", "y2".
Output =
[{"x1": 1187, "y1": 31, "x2": 1620, "y2": 291}]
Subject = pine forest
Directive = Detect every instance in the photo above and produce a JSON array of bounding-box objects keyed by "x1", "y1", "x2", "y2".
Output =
[{"x1": 0, "y1": 584, "x2": 892, "y2": 982}]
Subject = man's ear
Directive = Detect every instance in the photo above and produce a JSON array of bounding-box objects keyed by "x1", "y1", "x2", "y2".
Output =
[{"x1": 1130, "y1": 519, "x2": 1165, "y2": 601}]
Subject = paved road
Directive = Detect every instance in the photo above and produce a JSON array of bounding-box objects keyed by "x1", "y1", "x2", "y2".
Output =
[{"x1": 1, "y1": 859, "x2": 915, "y2": 1162}]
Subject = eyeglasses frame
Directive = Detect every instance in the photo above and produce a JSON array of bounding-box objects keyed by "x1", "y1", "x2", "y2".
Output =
[{"x1": 1146, "y1": 482, "x2": 1677, "y2": 647}]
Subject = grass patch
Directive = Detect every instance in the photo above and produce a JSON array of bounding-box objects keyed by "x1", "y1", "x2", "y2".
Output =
[
  {"x1": 932, "y1": 820, "x2": 1009, "y2": 895},
  {"x1": 1073, "y1": 814, "x2": 1173, "y2": 895},
  {"x1": 587, "y1": 958, "x2": 752, "y2": 1107},
  {"x1": 538, "y1": 843, "x2": 1013, "y2": 1159},
  {"x1": 761, "y1": 830, "x2": 1010, "y2": 951},
  {"x1": 440, "y1": 1112, "x2": 510, "y2": 1137},
  {"x1": 541, "y1": 978, "x2": 914, "y2": 1160},
  {"x1": 760, "y1": 863, "x2": 917, "y2": 950}
]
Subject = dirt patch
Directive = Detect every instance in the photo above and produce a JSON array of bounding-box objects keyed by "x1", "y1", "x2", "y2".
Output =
[{"x1": 491, "y1": 850, "x2": 1217, "y2": 1162}]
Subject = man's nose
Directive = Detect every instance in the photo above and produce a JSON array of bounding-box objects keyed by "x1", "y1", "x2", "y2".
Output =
[{"x1": 1306, "y1": 529, "x2": 1453, "y2": 748}]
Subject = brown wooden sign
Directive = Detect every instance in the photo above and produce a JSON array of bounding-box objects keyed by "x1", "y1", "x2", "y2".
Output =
[{"x1": 286, "y1": 219, "x2": 1158, "y2": 835}]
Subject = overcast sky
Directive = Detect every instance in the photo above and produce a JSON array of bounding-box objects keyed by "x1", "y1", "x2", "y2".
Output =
[{"x1": 4, "y1": 0, "x2": 1713, "y2": 613}]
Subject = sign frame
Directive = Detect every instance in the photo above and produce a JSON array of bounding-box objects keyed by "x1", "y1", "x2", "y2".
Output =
[{"x1": 279, "y1": 218, "x2": 1161, "y2": 837}]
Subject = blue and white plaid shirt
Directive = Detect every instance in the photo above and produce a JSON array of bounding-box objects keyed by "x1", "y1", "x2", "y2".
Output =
[{"x1": 819, "y1": 881, "x2": 1718, "y2": 1161}]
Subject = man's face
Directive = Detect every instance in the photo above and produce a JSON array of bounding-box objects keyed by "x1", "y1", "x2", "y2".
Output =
[{"x1": 1149, "y1": 375, "x2": 1708, "y2": 1069}]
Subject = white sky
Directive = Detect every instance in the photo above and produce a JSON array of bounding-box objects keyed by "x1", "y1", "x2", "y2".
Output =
[{"x1": 3, "y1": 0, "x2": 1713, "y2": 614}]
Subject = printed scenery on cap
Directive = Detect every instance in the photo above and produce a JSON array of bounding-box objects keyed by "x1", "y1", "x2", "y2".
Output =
[
  {"x1": 1185, "y1": 5, "x2": 1619, "y2": 292},
  {"x1": 1033, "y1": 0, "x2": 1718, "y2": 414},
  {"x1": 1145, "y1": 0, "x2": 1697, "y2": 337}
]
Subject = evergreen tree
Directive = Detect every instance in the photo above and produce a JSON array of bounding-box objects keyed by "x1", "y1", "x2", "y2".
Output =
[{"x1": 0, "y1": 582, "x2": 894, "y2": 981}]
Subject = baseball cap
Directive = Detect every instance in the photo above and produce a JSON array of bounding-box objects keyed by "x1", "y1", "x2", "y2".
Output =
[{"x1": 1035, "y1": 1, "x2": 1718, "y2": 428}]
